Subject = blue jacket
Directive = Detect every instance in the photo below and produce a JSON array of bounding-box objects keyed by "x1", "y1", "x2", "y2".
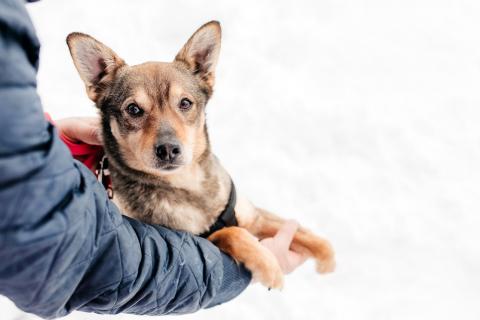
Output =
[{"x1": 0, "y1": 1, "x2": 251, "y2": 318}]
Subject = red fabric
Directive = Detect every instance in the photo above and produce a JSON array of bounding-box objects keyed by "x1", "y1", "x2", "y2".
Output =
[
  {"x1": 61, "y1": 134, "x2": 104, "y2": 172},
  {"x1": 45, "y1": 113, "x2": 104, "y2": 173}
]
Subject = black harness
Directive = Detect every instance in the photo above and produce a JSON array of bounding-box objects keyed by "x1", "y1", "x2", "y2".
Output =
[{"x1": 200, "y1": 181, "x2": 238, "y2": 238}]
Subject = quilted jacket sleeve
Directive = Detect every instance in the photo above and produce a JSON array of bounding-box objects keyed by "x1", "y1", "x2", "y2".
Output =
[{"x1": 0, "y1": 1, "x2": 251, "y2": 319}]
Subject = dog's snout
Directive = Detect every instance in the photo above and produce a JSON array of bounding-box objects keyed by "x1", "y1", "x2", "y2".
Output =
[{"x1": 156, "y1": 143, "x2": 182, "y2": 162}]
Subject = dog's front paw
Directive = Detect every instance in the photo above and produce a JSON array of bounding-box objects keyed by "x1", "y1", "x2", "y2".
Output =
[
  {"x1": 313, "y1": 240, "x2": 336, "y2": 274},
  {"x1": 208, "y1": 226, "x2": 284, "y2": 290},
  {"x1": 316, "y1": 255, "x2": 336, "y2": 274},
  {"x1": 247, "y1": 246, "x2": 284, "y2": 290}
]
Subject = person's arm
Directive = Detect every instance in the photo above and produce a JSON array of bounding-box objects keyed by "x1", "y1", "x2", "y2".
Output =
[{"x1": 0, "y1": 1, "x2": 251, "y2": 318}]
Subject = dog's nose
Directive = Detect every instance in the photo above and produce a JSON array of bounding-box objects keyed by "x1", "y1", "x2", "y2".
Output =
[{"x1": 156, "y1": 143, "x2": 182, "y2": 162}]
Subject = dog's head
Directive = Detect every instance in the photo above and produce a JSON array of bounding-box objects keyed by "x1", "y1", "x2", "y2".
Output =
[{"x1": 66, "y1": 22, "x2": 221, "y2": 175}]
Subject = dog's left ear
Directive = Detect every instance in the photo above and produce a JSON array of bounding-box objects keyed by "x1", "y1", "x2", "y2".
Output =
[{"x1": 175, "y1": 21, "x2": 221, "y2": 95}]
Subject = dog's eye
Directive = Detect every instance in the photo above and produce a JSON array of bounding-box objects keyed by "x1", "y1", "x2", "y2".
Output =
[
  {"x1": 126, "y1": 103, "x2": 143, "y2": 117},
  {"x1": 179, "y1": 98, "x2": 192, "y2": 111}
]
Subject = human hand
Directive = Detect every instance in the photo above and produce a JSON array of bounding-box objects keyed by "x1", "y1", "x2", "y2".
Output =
[
  {"x1": 260, "y1": 220, "x2": 308, "y2": 274},
  {"x1": 56, "y1": 117, "x2": 102, "y2": 145}
]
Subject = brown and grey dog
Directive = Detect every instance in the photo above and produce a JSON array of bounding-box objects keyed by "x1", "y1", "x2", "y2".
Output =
[{"x1": 66, "y1": 21, "x2": 335, "y2": 289}]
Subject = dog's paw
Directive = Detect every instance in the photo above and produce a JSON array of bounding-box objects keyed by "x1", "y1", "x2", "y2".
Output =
[
  {"x1": 247, "y1": 246, "x2": 284, "y2": 290},
  {"x1": 315, "y1": 255, "x2": 336, "y2": 274},
  {"x1": 208, "y1": 226, "x2": 284, "y2": 290},
  {"x1": 311, "y1": 239, "x2": 336, "y2": 274}
]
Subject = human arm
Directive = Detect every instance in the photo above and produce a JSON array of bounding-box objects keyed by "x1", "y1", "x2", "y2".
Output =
[{"x1": 0, "y1": 1, "x2": 251, "y2": 318}]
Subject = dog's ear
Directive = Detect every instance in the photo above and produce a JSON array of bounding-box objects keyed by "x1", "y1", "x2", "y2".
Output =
[
  {"x1": 175, "y1": 21, "x2": 221, "y2": 94},
  {"x1": 66, "y1": 33, "x2": 125, "y2": 102}
]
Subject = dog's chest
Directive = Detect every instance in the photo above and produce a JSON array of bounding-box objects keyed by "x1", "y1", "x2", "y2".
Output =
[
  {"x1": 146, "y1": 196, "x2": 216, "y2": 234},
  {"x1": 113, "y1": 176, "x2": 227, "y2": 235}
]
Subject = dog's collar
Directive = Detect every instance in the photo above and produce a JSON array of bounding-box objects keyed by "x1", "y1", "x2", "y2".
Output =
[{"x1": 200, "y1": 180, "x2": 238, "y2": 238}]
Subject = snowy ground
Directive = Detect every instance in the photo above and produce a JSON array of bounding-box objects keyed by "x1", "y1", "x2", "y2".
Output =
[{"x1": 2, "y1": 0, "x2": 480, "y2": 319}]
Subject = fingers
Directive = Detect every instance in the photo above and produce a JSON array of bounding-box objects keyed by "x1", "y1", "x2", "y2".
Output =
[
  {"x1": 286, "y1": 250, "x2": 308, "y2": 270},
  {"x1": 274, "y1": 220, "x2": 299, "y2": 250},
  {"x1": 259, "y1": 220, "x2": 309, "y2": 275},
  {"x1": 79, "y1": 121, "x2": 102, "y2": 145},
  {"x1": 57, "y1": 117, "x2": 103, "y2": 145}
]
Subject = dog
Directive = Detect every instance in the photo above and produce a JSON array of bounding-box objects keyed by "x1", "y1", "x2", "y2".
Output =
[{"x1": 66, "y1": 21, "x2": 335, "y2": 289}]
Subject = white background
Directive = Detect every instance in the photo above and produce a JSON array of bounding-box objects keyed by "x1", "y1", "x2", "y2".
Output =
[{"x1": 1, "y1": 0, "x2": 480, "y2": 319}]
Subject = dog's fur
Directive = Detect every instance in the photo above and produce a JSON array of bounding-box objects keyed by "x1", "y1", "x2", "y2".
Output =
[{"x1": 66, "y1": 21, "x2": 335, "y2": 289}]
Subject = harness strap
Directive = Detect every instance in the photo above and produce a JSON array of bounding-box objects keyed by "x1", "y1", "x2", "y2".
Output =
[
  {"x1": 96, "y1": 156, "x2": 114, "y2": 199},
  {"x1": 200, "y1": 181, "x2": 238, "y2": 238}
]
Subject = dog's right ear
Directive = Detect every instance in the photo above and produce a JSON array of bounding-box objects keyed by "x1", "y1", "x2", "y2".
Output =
[{"x1": 66, "y1": 33, "x2": 125, "y2": 102}]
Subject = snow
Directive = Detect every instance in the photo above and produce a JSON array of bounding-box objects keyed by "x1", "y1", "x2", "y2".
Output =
[{"x1": 1, "y1": 0, "x2": 480, "y2": 319}]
